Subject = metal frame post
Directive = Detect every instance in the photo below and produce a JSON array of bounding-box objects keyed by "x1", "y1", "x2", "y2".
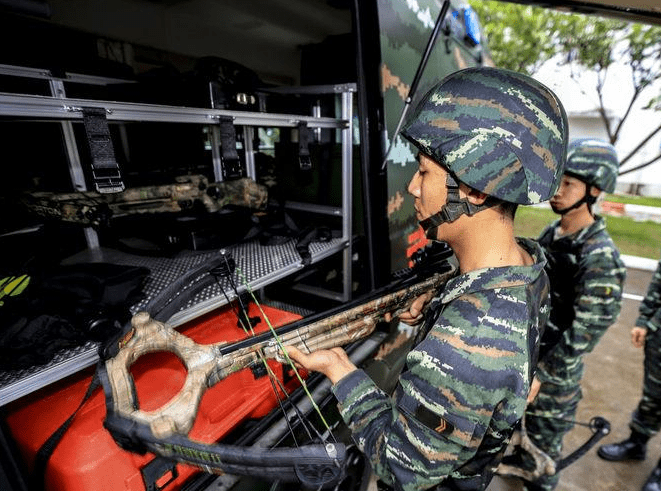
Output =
[{"x1": 340, "y1": 89, "x2": 353, "y2": 302}]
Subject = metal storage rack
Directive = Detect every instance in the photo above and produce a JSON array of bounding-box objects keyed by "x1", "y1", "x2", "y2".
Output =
[{"x1": 0, "y1": 65, "x2": 356, "y2": 405}]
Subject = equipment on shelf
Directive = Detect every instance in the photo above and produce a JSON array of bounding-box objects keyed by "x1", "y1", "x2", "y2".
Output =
[
  {"x1": 0, "y1": 262, "x2": 149, "y2": 371},
  {"x1": 21, "y1": 175, "x2": 268, "y2": 228}
]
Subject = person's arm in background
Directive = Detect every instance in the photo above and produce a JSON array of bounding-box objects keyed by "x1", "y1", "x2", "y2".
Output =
[{"x1": 632, "y1": 258, "x2": 661, "y2": 348}]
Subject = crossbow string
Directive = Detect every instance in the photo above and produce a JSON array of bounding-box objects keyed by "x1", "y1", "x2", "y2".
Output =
[{"x1": 209, "y1": 253, "x2": 338, "y2": 451}]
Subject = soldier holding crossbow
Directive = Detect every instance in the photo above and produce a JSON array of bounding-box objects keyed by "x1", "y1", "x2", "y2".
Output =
[{"x1": 288, "y1": 66, "x2": 569, "y2": 491}]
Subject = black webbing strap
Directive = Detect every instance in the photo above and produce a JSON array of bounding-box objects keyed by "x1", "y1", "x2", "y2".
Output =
[
  {"x1": 418, "y1": 174, "x2": 498, "y2": 240},
  {"x1": 218, "y1": 116, "x2": 243, "y2": 179},
  {"x1": 295, "y1": 226, "x2": 334, "y2": 266},
  {"x1": 140, "y1": 456, "x2": 178, "y2": 491},
  {"x1": 297, "y1": 121, "x2": 312, "y2": 171},
  {"x1": 81, "y1": 107, "x2": 124, "y2": 194},
  {"x1": 33, "y1": 369, "x2": 101, "y2": 489}
]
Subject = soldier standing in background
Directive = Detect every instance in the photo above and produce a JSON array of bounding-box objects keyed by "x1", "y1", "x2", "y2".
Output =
[
  {"x1": 520, "y1": 139, "x2": 626, "y2": 491},
  {"x1": 288, "y1": 67, "x2": 568, "y2": 491},
  {"x1": 598, "y1": 257, "x2": 661, "y2": 491}
]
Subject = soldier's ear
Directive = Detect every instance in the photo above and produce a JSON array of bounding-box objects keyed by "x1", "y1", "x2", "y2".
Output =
[
  {"x1": 460, "y1": 183, "x2": 488, "y2": 205},
  {"x1": 589, "y1": 185, "x2": 601, "y2": 198}
]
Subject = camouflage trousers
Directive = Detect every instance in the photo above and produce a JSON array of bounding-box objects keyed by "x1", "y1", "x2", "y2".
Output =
[
  {"x1": 521, "y1": 380, "x2": 582, "y2": 491},
  {"x1": 631, "y1": 328, "x2": 661, "y2": 437}
]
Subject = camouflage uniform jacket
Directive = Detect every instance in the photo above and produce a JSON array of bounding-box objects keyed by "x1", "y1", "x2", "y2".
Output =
[
  {"x1": 536, "y1": 215, "x2": 625, "y2": 386},
  {"x1": 331, "y1": 238, "x2": 549, "y2": 491},
  {"x1": 635, "y1": 257, "x2": 661, "y2": 333}
]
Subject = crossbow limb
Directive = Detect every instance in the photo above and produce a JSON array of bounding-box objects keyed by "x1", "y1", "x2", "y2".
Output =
[
  {"x1": 98, "y1": 262, "x2": 456, "y2": 487},
  {"x1": 496, "y1": 413, "x2": 611, "y2": 481}
]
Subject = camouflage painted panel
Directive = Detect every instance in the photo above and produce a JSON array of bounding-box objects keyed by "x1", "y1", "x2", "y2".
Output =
[{"x1": 377, "y1": 0, "x2": 488, "y2": 272}]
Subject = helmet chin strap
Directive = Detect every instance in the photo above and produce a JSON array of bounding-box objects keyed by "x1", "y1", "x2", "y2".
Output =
[
  {"x1": 550, "y1": 185, "x2": 597, "y2": 216},
  {"x1": 419, "y1": 174, "x2": 498, "y2": 240}
]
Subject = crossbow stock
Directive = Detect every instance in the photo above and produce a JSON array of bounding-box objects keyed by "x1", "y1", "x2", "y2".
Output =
[
  {"x1": 22, "y1": 175, "x2": 268, "y2": 227},
  {"x1": 98, "y1": 255, "x2": 456, "y2": 488}
]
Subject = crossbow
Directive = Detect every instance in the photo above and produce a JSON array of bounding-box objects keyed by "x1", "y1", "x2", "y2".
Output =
[
  {"x1": 496, "y1": 412, "x2": 611, "y2": 482},
  {"x1": 97, "y1": 245, "x2": 456, "y2": 488},
  {"x1": 21, "y1": 175, "x2": 268, "y2": 227}
]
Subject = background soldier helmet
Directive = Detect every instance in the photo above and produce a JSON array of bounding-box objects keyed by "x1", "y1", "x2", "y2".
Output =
[
  {"x1": 401, "y1": 66, "x2": 568, "y2": 205},
  {"x1": 565, "y1": 138, "x2": 619, "y2": 193}
]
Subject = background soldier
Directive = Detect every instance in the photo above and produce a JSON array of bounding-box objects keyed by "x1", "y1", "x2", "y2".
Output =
[
  {"x1": 288, "y1": 67, "x2": 568, "y2": 491},
  {"x1": 598, "y1": 257, "x2": 661, "y2": 491},
  {"x1": 520, "y1": 139, "x2": 626, "y2": 491}
]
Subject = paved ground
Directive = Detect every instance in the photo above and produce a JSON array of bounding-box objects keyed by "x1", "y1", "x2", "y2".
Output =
[{"x1": 488, "y1": 266, "x2": 658, "y2": 491}]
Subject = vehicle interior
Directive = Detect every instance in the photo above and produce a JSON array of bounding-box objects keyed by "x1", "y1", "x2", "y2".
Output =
[{"x1": 0, "y1": 1, "x2": 659, "y2": 490}]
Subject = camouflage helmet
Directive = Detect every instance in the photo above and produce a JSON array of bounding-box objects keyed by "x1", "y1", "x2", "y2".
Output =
[
  {"x1": 565, "y1": 138, "x2": 618, "y2": 193},
  {"x1": 401, "y1": 66, "x2": 568, "y2": 205}
]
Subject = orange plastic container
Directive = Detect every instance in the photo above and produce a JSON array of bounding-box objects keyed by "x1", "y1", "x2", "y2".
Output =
[{"x1": 4, "y1": 304, "x2": 302, "y2": 491}]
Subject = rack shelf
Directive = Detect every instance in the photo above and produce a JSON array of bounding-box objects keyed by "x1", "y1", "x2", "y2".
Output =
[
  {"x1": 0, "y1": 91, "x2": 348, "y2": 128},
  {"x1": 0, "y1": 64, "x2": 356, "y2": 405}
]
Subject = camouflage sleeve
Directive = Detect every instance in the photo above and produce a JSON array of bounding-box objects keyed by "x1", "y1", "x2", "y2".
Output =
[
  {"x1": 332, "y1": 301, "x2": 528, "y2": 491},
  {"x1": 636, "y1": 259, "x2": 661, "y2": 331},
  {"x1": 538, "y1": 243, "x2": 625, "y2": 382}
]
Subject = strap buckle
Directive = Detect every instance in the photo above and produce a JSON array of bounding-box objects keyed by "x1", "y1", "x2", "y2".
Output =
[
  {"x1": 298, "y1": 121, "x2": 312, "y2": 171},
  {"x1": 91, "y1": 168, "x2": 125, "y2": 194},
  {"x1": 81, "y1": 107, "x2": 125, "y2": 194}
]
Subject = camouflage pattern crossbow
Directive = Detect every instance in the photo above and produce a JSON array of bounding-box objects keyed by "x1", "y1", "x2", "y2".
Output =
[{"x1": 22, "y1": 175, "x2": 268, "y2": 227}]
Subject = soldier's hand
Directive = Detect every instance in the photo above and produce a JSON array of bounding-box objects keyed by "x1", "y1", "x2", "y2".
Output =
[
  {"x1": 527, "y1": 376, "x2": 541, "y2": 404},
  {"x1": 286, "y1": 346, "x2": 357, "y2": 384},
  {"x1": 631, "y1": 327, "x2": 647, "y2": 349},
  {"x1": 385, "y1": 291, "x2": 434, "y2": 325}
]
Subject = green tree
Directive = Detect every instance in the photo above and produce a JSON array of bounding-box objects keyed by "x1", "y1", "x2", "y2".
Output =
[{"x1": 471, "y1": 0, "x2": 661, "y2": 175}]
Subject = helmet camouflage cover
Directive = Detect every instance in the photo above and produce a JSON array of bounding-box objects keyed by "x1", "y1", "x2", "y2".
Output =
[
  {"x1": 401, "y1": 67, "x2": 568, "y2": 205},
  {"x1": 565, "y1": 138, "x2": 619, "y2": 193}
]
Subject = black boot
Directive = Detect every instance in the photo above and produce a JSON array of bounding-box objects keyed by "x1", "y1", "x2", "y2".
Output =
[
  {"x1": 597, "y1": 430, "x2": 648, "y2": 461},
  {"x1": 643, "y1": 460, "x2": 661, "y2": 491}
]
